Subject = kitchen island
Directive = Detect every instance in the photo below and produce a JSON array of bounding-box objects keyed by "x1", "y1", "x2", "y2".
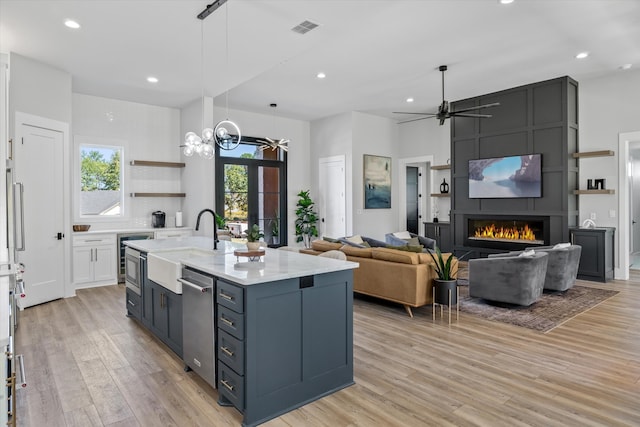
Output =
[{"x1": 124, "y1": 238, "x2": 358, "y2": 427}]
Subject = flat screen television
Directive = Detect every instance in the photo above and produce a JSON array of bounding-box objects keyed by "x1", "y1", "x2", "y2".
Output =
[{"x1": 468, "y1": 154, "x2": 542, "y2": 199}]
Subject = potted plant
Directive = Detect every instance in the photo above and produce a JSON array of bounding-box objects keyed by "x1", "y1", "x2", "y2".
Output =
[
  {"x1": 295, "y1": 190, "x2": 319, "y2": 248},
  {"x1": 427, "y1": 246, "x2": 459, "y2": 305},
  {"x1": 246, "y1": 224, "x2": 264, "y2": 251},
  {"x1": 215, "y1": 213, "x2": 231, "y2": 240},
  {"x1": 270, "y1": 213, "x2": 280, "y2": 245}
]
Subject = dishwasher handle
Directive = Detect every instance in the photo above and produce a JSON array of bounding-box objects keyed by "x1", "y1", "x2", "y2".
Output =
[{"x1": 178, "y1": 278, "x2": 212, "y2": 293}]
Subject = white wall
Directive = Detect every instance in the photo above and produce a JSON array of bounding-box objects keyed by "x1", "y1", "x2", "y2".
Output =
[
  {"x1": 72, "y1": 93, "x2": 182, "y2": 230},
  {"x1": 579, "y1": 68, "x2": 640, "y2": 273},
  {"x1": 351, "y1": 112, "x2": 396, "y2": 241},
  {"x1": 8, "y1": 53, "x2": 72, "y2": 137},
  {"x1": 180, "y1": 101, "x2": 311, "y2": 244},
  {"x1": 310, "y1": 112, "x2": 353, "y2": 237}
]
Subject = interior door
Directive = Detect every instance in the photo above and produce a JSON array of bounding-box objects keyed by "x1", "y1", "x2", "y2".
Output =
[
  {"x1": 406, "y1": 166, "x2": 419, "y2": 234},
  {"x1": 318, "y1": 156, "x2": 346, "y2": 239},
  {"x1": 15, "y1": 123, "x2": 65, "y2": 307}
]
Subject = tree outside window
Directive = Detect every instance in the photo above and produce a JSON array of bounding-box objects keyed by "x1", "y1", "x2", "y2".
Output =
[{"x1": 79, "y1": 145, "x2": 123, "y2": 216}]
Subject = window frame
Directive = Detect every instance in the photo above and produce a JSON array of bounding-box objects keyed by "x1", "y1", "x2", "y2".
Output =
[{"x1": 74, "y1": 136, "x2": 127, "y2": 222}]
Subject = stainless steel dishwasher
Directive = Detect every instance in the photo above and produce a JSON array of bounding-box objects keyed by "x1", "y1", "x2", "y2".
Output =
[{"x1": 179, "y1": 267, "x2": 216, "y2": 388}]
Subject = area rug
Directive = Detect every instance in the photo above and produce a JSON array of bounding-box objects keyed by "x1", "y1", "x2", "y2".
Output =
[{"x1": 456, "y1": 283, "x2": 618, "y2": 333}]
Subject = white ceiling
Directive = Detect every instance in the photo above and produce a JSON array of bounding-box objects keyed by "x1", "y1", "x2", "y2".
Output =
[{"x1": 1, "y1": 0, "x2": 639, "y2": 122}]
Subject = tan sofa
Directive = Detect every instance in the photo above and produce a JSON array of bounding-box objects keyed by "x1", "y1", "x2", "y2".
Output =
[{"x1": 301, "y1": 240, "x2": 458, "y2": 317}]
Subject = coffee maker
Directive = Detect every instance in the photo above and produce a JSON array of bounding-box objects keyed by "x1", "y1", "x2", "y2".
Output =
[{"x1": 152, "y1": 211, "x2": 166, "y2": 228}]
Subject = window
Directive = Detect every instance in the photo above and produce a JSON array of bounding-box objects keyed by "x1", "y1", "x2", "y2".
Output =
[
  {"x1": 216, "y1": 137, "x2": 286, "y2": 245},
  {"x1": 78, "y1": 144, "x2": 124, "y2": 217}
]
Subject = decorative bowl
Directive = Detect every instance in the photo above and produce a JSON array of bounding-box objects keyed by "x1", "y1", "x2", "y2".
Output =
[{"x1": 73, "y1": 224, "x2": 91, "y2": 232}]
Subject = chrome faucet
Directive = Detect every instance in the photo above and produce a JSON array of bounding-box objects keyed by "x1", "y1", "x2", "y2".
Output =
[{"x1": 195, "y1": 209, "x2": 219, "y2": 250}]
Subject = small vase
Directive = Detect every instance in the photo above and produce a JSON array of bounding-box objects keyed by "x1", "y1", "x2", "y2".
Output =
[
  {"x1": 440, "y1": 178, "x2": 449, "y2": 194},
  {"x1": 246, "y1": 242, "x2": 261, "y2": 251}
]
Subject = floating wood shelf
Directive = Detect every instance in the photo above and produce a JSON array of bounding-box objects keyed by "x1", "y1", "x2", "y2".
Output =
[
  {"x1": 430, "y1": 193, "x2": 451, "y2": 197},
  {"x1": 430, "y1": 164, "x2": 451, "y2": 170},
  {"x1": 130, "y1": 160, "x2": 186, "y2": 167},
  {"x1": 130, "y1": 192, "x2": 186, "y2": 197},
  {"x1": 573, "y1": 189, "x2": 615, "y2": 195},
  {"x1": 572, "y1": 151, "x2": 614, "y2": 159}
]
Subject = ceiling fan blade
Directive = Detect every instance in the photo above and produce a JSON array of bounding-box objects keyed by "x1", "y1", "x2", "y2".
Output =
[
  {"x1": 393, "y1": 111, "x2": 438, "y2": 116},
  {"x1": 439, "y1": 118, "x2": 447, "y2": 126},
  {"x1": 451, "y1": 113, "x2": 493, "y2": 118},
  {"x1": 398, "y1": 116, "x2": 433, "y2": 124},
  {"x1": 452, "y1": 102, "x2": 500, "y2": 114}
]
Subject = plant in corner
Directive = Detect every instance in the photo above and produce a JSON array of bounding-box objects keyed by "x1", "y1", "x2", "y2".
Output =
[
  {"x1": 246, "y1": 224, "x2": 264, "y2": 251},
  {"x1": 427, "y1": 246, "x2": 459, "y2": 305},
  {"x1": 295, "y1": 190, "x2": 319, "y2": 248},
  {"x1": 270, "y1": 211, "x2": 279, "y2": 245}
]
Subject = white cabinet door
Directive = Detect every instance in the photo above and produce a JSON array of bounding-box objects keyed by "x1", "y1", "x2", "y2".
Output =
[
  {"x1": 73, "y1": 246, "x2": 93, "y2": 284},
  {"x1": 154, "y1": 229, "x2": 192, "y2": 239},
  {"x1": 93, "y1": 245, "x2": 116, "y2": 282}
]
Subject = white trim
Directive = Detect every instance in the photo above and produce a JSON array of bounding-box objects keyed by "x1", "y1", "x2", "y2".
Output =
[
  {"x1": 15, "y1": 112, "x2": 73, "y2": 297},
  {"x1": 398, "y1": 155, "x2": 434, "y2": 233},
  {"x1": 618, "y1": 130, "x2": 640, "y2": 280}
]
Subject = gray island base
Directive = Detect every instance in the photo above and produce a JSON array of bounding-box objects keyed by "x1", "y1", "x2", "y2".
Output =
[{"x1": 124, "y1": 238, "x2": 357, "y2": 426}]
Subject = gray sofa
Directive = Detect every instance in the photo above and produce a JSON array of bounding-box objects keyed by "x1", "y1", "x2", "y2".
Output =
[
  {"x1": 468, "y1": 252, "x2": 549, "y2": 306},
  {"x1": 489, "y1": 245, "x2": 581, "y2": 291}
]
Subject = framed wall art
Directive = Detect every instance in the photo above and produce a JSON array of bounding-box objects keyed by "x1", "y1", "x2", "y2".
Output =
[{"x1": 363, "y1": 154, "x2": 391, "y2": 209}]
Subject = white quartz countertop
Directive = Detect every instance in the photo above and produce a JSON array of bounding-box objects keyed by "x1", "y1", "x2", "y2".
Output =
[{"x1": 126, "y1": 237, "x2": 358, "y2": 286}]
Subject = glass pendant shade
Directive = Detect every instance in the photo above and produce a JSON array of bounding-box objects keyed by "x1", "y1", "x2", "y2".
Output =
[{"x1": 214, "y1": 119, "x2": 241, "y2": 150}]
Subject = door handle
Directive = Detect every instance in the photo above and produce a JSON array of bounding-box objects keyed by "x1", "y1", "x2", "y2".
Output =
[{"x1": 54, "y1": 232, "x2": 64, "y2": 240}]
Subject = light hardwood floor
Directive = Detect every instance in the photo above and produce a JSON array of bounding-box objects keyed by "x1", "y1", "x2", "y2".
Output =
[{"x1": 16, "y1": 273, "x2": 640, "y2": 426}]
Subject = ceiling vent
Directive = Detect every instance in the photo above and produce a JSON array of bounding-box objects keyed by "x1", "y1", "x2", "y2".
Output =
[{"x1": 291, "y1": 20, "x2": 319, "y2": 35}]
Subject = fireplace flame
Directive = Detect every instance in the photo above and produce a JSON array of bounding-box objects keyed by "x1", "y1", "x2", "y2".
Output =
[{"x1": 474, "y1": 224, "x2": 537, "y2": 241}]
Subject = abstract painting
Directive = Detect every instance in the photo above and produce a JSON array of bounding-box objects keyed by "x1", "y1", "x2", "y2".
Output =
[{"x1": 364, "y1": 154, "x2": 391, "y2": 209}]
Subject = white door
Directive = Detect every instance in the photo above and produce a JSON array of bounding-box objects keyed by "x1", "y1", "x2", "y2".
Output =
[
  {"x1": 15, "y1": 123, "x2": 65, "y2": 307},
  {"x1": 318, "y1": 156, "x2": 346, "y2": 238}
]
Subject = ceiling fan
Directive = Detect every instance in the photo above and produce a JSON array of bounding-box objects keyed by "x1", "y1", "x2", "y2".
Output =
[{"x1": 394, "y1": 65, "x2": 500, "y2": 125}]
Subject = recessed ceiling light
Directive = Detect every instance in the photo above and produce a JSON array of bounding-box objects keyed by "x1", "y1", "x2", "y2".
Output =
[
  {"x1": 64, "y1": 19, "x2": 81, "y2": 29},
  {"x1": 147, "y1": 76, "x2": 159, "y2": 83},
  {"x1": 499, "y1": 0, "x2": 514, "y2": 4},
  {"x1": 316, "y1": 72, "x2": 326, "y2": 79},
  {"x1": 406, "y1": 98, "x2": 414, "y2": 103},
  {"x1": 619, "y1": 63, "x2": 633, "y2": 70},
  {"x1": 576, "y1": 52, "x2": 589, "y2": 59}
]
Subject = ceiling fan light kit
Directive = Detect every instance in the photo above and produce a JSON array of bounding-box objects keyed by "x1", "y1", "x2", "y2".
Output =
[
  {"x1": 257, "y1": 103, "x2": 290, "y2": 152},
  {"x1": 394, "y1": 65, "x2": 500, "y2": 125}
]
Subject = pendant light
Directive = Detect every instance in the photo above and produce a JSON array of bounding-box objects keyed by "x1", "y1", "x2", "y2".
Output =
[
  {"x1": 213, "y1": 0, "x2": 240, "y2": 150},
  {"x1": 257, "y1": 103, "x2": 289, "y2": 152},
  {"x1": 182, "y1": 0, "x2": 240, "y2": 158}
]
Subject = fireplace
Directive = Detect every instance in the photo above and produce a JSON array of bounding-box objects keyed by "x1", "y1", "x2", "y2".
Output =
[{"x1": 464, "y1": 215, "x2": 550, "y2": 251}]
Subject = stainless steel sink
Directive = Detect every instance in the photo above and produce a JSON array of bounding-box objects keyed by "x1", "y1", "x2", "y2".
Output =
[{"x1": 147, "y1": 248, "x2": 222, "y2": 294}]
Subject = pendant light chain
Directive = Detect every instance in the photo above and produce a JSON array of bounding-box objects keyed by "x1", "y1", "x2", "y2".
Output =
[{"x1": 225, "y1": 1, "x2": 229, "y2": 119}]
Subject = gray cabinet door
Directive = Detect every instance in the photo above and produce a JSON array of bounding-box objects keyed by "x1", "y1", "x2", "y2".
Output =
[
  {"x1": 425, "y1": 222, "x2": 452, "y2": 252},
  {"x1": 164, "y1": 289, "x2": 183, "y2": 357},
  {"x1": 242, "y1": 270, "x2": 353, "y2": 426}
]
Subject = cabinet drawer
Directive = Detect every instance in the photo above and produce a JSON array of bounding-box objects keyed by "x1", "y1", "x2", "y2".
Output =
[
  {"x1": 217, "y1": 280, "x2": 244, "y2": 313},
  {"x1": 126, "y1": 288, "x2": 141, "y2": 319},
  {"x1": 218, "y1": 306, "x2": 245, "y2": 340},
  {"x1": 218, "y1": 329, "x2": 244, "y2": 375},
  {"x1": 154, "y1": 229, "x2": 192, "y2": 239},
  {"x1": 73, "y1": 233, "x2": 116, "y2": 247},
  {"x1": 218, "y1": 361, "x2": 244, "y2": 411}
]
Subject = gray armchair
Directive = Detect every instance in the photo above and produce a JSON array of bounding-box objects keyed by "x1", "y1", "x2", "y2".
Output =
[
  {"x1": 489, "y1": 245, "x2": 581, "y2": 291},
  {"x1": 468, "y1": 252, "x2": 549, "y2": 306},
  {"x1": 384, "y1": 232, "x2": 436, "y2": 250}
]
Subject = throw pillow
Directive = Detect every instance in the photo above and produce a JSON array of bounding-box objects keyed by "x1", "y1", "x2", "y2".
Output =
[
  {"x1": 386, "y1": 244, "x2": 423, "y2": 253},
  {"x1": 518, "y1": 249, "x2": 536, "y2": 257},
  {"x1": 345, "y1": 235, "x2": 364, "y2": 245},
  {"x1": 553, "y1": 242, "x2": 571, "y2": 250},
  {"x1": 406, "y1": 236, "x2": 420, "y2": 246},
  {"x1": 323, "y1": 236, "x2": 339, "y2": 243},
  {"x1": 392, "y1": 231, "x2": 412, "y2": 240}
]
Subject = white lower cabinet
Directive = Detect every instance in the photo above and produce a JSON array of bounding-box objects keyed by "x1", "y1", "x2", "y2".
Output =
[
  {"x1": 73, "y1": 234, "x2": 117, "y2": 287},
  {"x1": 154, "y1": 229, "x2": 192, "y2": 239}
]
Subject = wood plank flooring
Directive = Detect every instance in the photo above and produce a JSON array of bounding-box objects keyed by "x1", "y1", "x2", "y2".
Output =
[{"x1": 16, "y1": 273, "x2": 640, "y2": 426}]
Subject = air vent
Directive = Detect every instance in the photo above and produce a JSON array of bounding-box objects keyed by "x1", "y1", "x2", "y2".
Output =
[{"x1": 291, "y1": 20, "x2": 319, "y2": 35}]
